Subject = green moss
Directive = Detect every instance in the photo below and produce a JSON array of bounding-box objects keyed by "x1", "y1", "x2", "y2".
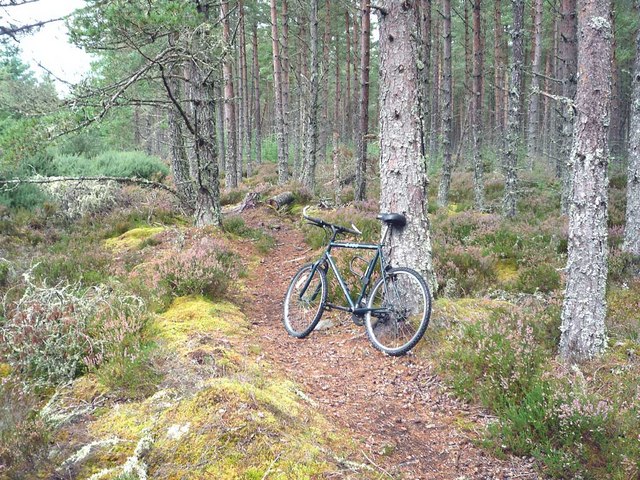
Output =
[
  {"x1": 147, "y1": 376, "x2": 340, "y2": 479},
  {"x1": 157, "y1": 296, "x2": 248, "y2": 349},
  {"x1": 104, "y1": 226, "x2": 165, "y2": 251},
  {"x1": 0, "y1": 363, "x2": 11, "y2": 379},
  {"x1": 496, "y1": 258, "x2": 518, "y2": 283}
]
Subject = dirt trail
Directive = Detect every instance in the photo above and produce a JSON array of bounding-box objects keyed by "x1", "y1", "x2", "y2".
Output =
[{"x1": 237, "y1": 207, "x2": 541, "y2": 480}]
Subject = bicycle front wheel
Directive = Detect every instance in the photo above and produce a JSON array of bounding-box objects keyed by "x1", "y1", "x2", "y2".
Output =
[
  {"x1": 365, "y1": 267, "x2": 431, "y2": 356},
  {"x1": 283, "y1": 263, "x2": 327, "y2": 338}
]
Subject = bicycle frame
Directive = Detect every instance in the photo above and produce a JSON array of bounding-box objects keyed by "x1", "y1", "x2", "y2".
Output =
[{"x1": 299, "y1": 226, "x2": 392, "y2": 316}]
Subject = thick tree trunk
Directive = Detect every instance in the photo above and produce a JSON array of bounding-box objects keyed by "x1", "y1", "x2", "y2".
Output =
[
  {"x1": 472, "y1": 0, "x2": 485, "y2": 210},
  {"x1": 558, "y1": 0, "x2": 578, "y2": 212},
  {"x1": 624, "y1": 18, "x2": 640, "y2": 256},
  {"x1": 417, "y1": 0, "x2": 431, "y2": 159},
  {"x1": 378, "y1": 0, "x2": 437, "y2": 293},
  {"x1": 302, "y1": 0, "x2": 321, "y2": 191},
  {"x1": 437, "y1": 0, "x2": 453, "y2": 207},
  {"x1": 270, "y1": 0, "x2": 289, "y2": 184},
  {"x1": 430, "y1": 11, "x2": 441, "y2": 160},
  {"x1": 252, "y1": 25, "x2": 263, "y2": 166},
  {"x1": 355, "y1": 0, "x2": 371, "y2": 201},
  {"x1": 184, "y1": 57, "x2": 222, "y2": 227},
  {"x1": 221, "y1": 0, "x2": 238, "y2": 189},
  {"x1": 503, "y1": 0, "x2": 525, "y2": 218},
  {"x1": 526, "y1": 0, "x2": 543, "y2": 166},
  {"x1": 560, "y1": 0, "x2": 612, "y2": 362}
]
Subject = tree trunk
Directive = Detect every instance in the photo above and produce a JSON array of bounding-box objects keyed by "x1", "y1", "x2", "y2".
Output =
[
  {"x1": 494, "y1": 0, "x2": 505, "y2": 137},
  {"x1": 472, "y1": 0, "x2": 485, "y2": 210},
  {"x1": 430, "y1": 10, "x2": 441, "y2": 160},
  {"x1": 252, "y1": 25, "x2": 263, "y2": 166},
  {"x1": 281, "y1": 0, "x2": 291, "y2": 168},
  {"x1": 526, "y1": 0, "x2": 543, "y2": 166},
  {"x1": 624, "y1": 15, "x2": 640, "y2": 256},
  {"x1": 345, "y1": 11, "x2": 352, "y2": 141},
  {"x1": 302, "y1": 0, "x2": 321, "y2": 191},
  {"x1": 437, "y1": 0, "x2": 453, "y2": 207},
  {"x1": 239, "y1": 0, "x2": 251, "y2": 177},
  {"x1": 558, "y1": 0, "x2": 578, "y2": 212},
  {"x1": 270, "y1": 0, "x2": 289, "y2": 184},
  {"x1": 214, "y1": 82, "x2": 226, "y2": 172},
  {"x1": 221, "y1": 0, "x2": 238, "y2": 189},
  {"x1": 560, "y1": 0, "x2": 612, "y2": 362},
  {"x1": 417, "y1": 0, "x2": 431, "y2": 159},
  {"x1": 378, "y1": 0, "x2": 437, "y2": 293},
  {"x1": 167, "y1": 71, "x2": 195, "y2": 209},
  {"x1": 503, "y1": 0, "x2": 525, "y2": 218},
  {"x1": 318, "y1": 0, "x2": 332, "y2": 167},
  {"x1": 355, "y1": 0, "x2": 371, "y2": 201}
]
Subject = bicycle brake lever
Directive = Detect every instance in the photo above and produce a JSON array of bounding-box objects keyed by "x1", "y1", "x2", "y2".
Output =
[{"x1": 351, "y1": 223, "x2": 362, "y2": 235}]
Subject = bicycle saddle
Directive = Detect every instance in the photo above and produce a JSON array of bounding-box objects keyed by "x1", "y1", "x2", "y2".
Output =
[{"x1": 376, "y1": 213, "x2": 406, "y2": 227}]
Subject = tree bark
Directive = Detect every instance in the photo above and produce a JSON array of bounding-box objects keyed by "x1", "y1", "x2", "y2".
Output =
[
  {"x1": 355, "y1": 0, "x2": 371, "y2": 201},
  {"x1": 270, "y1": 0, "x2": 289, "y2": 184},
  {"x1": 302, "y1": 0, "x2": 321, "y2": 191},
  {"x1": 378, "y1": 0, "x2": 437, "y2": 293},
  {"x1": 430, "y1": 9, "x2": 441, "y2": 160},
  {"x1": 437, "y1": 0, "x2": 453, "y2": 207},
  {"x1": 252, "y1": 24, "x2": 263, "y2": 166},
  {"x1": 417, "y1": 0, "x2": 431, "y2": 159},
  {"x1": 221, "y1": 0, "x2": 238, "y2": 189},
  {"x1": 472, "y1": 0, "x2": 485, "y2": 210},
  {"x1": 560, "y1": 0, "x2": 612, "y2": 362},
  {"x1": 494, "y1": 0, "x2": 506, "y2": 137},
  {"x1": 239, "y1": 0, "x2": 251, "y2": 177},
  {"x1": 345, "y1": 11, "x2": 352, "y2": 141},
  {"x1": 503, "y1": 0, "x2": 525, "y2": 218},
  {"x1": 624, "y1": 14, "x2": 640, "y2": 256},
  {"x1": 526, "y1": 0, "x2": 543, "y2": 166},
  {"x1": 558, "y1": 0, "x2": 578, "y2": 212},
  {"x1": 281, "y1": 0, "x2": 291, "y2": 168}
]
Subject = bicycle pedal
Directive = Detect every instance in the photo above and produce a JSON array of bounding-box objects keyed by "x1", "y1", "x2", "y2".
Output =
[{"x1": 352, "y1": 314, "x2": 364, "y2": 326}]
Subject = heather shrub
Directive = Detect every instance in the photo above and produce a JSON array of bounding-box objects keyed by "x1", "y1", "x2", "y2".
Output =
[
  {"x1": 0, "y1": 381, "x2": 51, "y2": 477},
  {"x1": 158, "y1": 236, "x2": 234, "y2": 300},
  {"x1": 512, "y1": 263, "x2": 561, "y2": 293},
  {"x1": 433, "y1": 245, "x2": 497, "y2": 296},
  {"x1": 0, "y1": 280, "x2": 146, "y2": 386}
]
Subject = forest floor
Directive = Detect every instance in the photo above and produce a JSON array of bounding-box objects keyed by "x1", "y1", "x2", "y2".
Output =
[{"x1": 233, "y1": 206, "x2": 542, "y2": 480}]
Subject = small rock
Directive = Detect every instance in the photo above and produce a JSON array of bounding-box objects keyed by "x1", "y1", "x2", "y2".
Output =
[{"x1": 314, "y1": 319, "x2": 335, "y2": 331}]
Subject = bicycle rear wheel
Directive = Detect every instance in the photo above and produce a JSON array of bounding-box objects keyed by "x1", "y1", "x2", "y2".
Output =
[
  {"x1": 283, "y1": 263, "x2": 327, "y2": 338},
  {"x1": 365, "y1": 267, "x2": 431, "y2": 356}
]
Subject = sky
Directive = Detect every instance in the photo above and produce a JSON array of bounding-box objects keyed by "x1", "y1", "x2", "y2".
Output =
[{"x1": 2, "y1": 0, "x2": 93, "y2": 94}]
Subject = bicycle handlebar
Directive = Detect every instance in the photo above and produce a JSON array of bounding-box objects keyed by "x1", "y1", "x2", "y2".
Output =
[{"x1": 302, "y1": 206, "x2": 361, "y2": 236}]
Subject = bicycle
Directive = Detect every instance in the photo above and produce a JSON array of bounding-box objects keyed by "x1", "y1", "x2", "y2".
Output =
[{"x1": 283, "y1": 207, "x2": 432, "y2": 356}]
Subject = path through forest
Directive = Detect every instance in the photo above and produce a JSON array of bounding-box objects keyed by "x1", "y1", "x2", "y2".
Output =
[{"x1": 236, "y1": 207, "x2": 542, "y2": 480}]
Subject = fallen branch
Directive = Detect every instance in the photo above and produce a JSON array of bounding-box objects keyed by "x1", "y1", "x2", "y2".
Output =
[
  {"x1": 223, "y1": 191, "x2": 261, "y2": 214},
  {"x1": 267, "y1": 191, "x2": 295, "y2": 209},
  {"x1": 0, "y1": 175, "x2": 182, "y2": 201}
]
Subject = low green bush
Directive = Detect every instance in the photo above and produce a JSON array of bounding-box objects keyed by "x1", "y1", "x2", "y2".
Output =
[
  {"x1": 53, "y1": 150, "x2": 169, "y2": 180},
  {"x1": 223, "y1": 216, "x2": 275, "y2": 253},
  {"x1": 512, "y1": 263, "x2": 561, "y2": 294}
]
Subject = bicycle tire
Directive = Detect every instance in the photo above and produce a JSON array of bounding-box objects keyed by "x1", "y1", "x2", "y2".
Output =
[
  {"x1": 364, "y1": 267, "x2": 431, "y2": 356},
  {"x1": 283, "y1": 263, "x2": 327, "y2": 338}
]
